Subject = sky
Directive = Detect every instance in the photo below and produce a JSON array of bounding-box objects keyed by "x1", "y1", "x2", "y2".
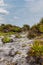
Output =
[{"x1": 0, "y1": 0, "x2": 43, "y2": 27}]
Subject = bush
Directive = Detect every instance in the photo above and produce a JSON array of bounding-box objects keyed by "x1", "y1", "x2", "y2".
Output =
[
  {"x1": 27, "y1": 32, "x2": 36, "y2": 39},
  {"x1": 28, "y1": 40, "x2": 43, "y2": 57},
  {"x1": 2, "y1": 36, "x2": 13, "y2": 43},
  {"x1": 15, "y1": 34, "x2": 22, "y2": 38},
  {"x1": 22, "y1": 24, "x2": 30, "y2": 31},
  {"x1": 26, "y1": 40, "x2": 43, "y2": 65}
]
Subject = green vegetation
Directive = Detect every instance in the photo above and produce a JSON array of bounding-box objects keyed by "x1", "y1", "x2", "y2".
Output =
[
  {"x1": 28, "y1": 40, "x2": 43, "y2": 57},
  {"x1": 27, "y1": 18, "x2": 43, "y2": 39},
  {"x1": 0, "y1": 18, "x2": 43, "y2": 38},
  {"x1": 2, "y1": 36, "x2": 13, "y2": 43},
  {"x1": 15, "y1": 34, "x2": 22, "y2": 38},
  {"x1": 0, "y1": 32, "x2": 16, "y2": 36},
  {"x1": 27, "y1": 40, "x2": 43, "y2": 65},
  {"x1": 27, "y1": 31, "x2": 36, "y2": 39},
  {"x1": 0, "y1": 24, "x2": 21, "y2": 35},
  {"x1": 0, "y1": 24, "x2": 22, "y2": 36},
  {"x1": 22, "y1": 24, "x2": 30, "y2": 31},
  {"x1": 31, "y1": 18, "x2": 43, "y2": 33}
]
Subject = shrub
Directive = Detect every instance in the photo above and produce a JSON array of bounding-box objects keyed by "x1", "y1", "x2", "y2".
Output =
[
  {"x1": 27, "y1": 32, "x2": 36, "y2": 39},
  {"x1": 15, "y1": 34, "x2": 22, "y2": 38},
  {"x1": 22, "y1": 24, "x2": 30, "y2": 31},
  {"x1": 27, "y1": 40, "x2": 43, "y2": 65},
  {"x1": 28, "y1": 40, "x2": 43, "y2": 57},
  {"x1": 2, "y1": 36, "x2": 13, "y2": 43}
]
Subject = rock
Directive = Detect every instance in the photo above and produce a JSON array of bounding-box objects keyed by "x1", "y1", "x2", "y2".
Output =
[
  {"x1": 0, "y1": 35, "x2": 34, "y2": 65},
  {"x1": 26, "y1": 56, "x2": 43, "y2": 65},
  {"x1": 8, "y1": 48, "x2": 16, "y2": 57}
]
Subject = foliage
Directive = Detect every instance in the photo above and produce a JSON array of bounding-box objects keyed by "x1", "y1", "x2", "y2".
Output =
[
  {"x1": 2, "y1": 36, "x2": 13, "y2": 43},
  {"x1": 27, "y1": 40, "x2": 43, "y2": 65},
  {"x1": 27, "y1": 40, "x2": 43, "y2": 57},
  {"x1": 27, "y1": 31, "x2": 36, "y2": 39},
  {"x1": 0, "y1": 24, "x2": 21, "y2": 33},
  {"x1": 31, "y1": 18, "x2": 43, "y2": 36},
  {"x1": 38, "y1": 24, "x2": 43, "y2": 33},
  {"x1": 0, "y1": 18, "x2": 43, "y2": 37},
  {"x1": 22, "y1": 24, "x2": 30, "y2": 31},
  {"x1": 0, "y1": 32, "x2": 16, "y2": 36}
]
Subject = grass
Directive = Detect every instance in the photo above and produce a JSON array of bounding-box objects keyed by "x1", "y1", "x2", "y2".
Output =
[
  {"x1": 27, "y1": 40, "x2": 43, "y2": 65},
  {"x1": 2, "y1": 36, "x2": 13, "y2": 43},
  {"x1": 28, "y1": 40, "x2": 43, "y2": 57},
  {"x1": 0, "y1": 32, "x2": 16, "y2": 36}
]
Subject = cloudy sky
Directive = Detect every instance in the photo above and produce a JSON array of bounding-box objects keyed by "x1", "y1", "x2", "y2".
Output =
[{"x1": 0, "y1": 0, "x2": 43, "y2": 26}]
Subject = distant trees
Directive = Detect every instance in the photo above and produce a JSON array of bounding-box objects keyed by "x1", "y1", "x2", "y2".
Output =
[
  {"x1": 31, "y1": 25, "x2": 39, "y2": 33},
  {"x1": 22, "y1": 24, "x2": 30, "y2": 31},
  {"x1": 27, "y1": 18, "x2": 43, "y2": 39},
  {"x1": 0, "y1": 18, "x2": 43, "y2": 36},
  {"x1": 37, "y1": 18, "x2": 43, "y2": 33},
  {"x1": 0, "y1": 24, "x2": 21, "y2": 33},
  {"x1": 0, "y1": 24, "x2": 30, "y2": 33},
  {"x1": 31, "y1": 18, "x2": 43, "y2": 33}
]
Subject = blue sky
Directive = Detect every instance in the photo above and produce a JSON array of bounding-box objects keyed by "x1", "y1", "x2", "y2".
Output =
[{"x1": 0, "y1": 0, "x2": 43, "y2": 27}]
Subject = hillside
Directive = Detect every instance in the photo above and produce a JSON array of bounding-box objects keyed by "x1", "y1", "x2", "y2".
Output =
[{"x1": 0, "y1": 18, "x2": 43, "y2": 65}]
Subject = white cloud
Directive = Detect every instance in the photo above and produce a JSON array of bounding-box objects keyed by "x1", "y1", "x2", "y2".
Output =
[
  {"x1": 0, "y1": 8, "x2": 9, "y2": 15},
  {"x1": 0, "y1": 0, "x2": 6, "y2": 6},
  {"x1": 0, "y1": 0, "x2": 9, "y2": 15}
]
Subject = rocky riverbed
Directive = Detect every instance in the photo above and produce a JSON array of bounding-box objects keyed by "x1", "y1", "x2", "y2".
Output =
[{"x1": 0, "y1": 35, "x2": 34, "y2": 65}]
